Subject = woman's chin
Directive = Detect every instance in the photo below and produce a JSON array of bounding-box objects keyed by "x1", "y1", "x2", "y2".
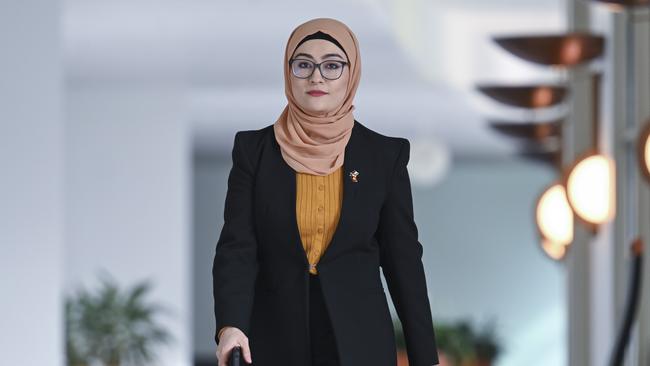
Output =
[{"x1": 304, "y1": 106, "x2": 331, "y2": 116}]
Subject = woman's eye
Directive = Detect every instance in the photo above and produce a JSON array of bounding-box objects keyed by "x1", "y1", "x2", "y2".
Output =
[
  {"x1": 324, "y1": 62, "x2": 340, "y2": 69},
  {"x1": 297, "y1": 61, "x2": 313, "y2": 69}
]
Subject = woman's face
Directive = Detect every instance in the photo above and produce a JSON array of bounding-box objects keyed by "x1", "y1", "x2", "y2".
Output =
[{"x1": 289, "y1": 39, "x2": 350, "y2": 116}]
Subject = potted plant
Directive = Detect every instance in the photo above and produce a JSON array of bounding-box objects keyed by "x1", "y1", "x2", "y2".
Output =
[
  {"x1": 393, "y1": 318, "x2": 475, "y2": 366},
  {"x1": 442, "y1": 319, "x2": 503, "y2": 366},
  {"x1": 466, "y1": 319, "x2": 502, "y2": 366},
  {"x1": 65, "y1": 271, "x2": 174, "y2": 366},
  {"x1": 393, "y1": 318, "x2": 502, "y2": 366},
  {"x1": 436, "y1": 321, "x2": 475, "y2": 366}
]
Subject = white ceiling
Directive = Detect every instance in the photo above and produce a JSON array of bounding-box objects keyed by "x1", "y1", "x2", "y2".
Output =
[{"x1": 63, "y1": 0, "x2": 566, "y2": 158}]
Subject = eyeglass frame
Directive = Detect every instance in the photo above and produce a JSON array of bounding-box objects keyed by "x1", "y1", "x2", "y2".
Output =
[{"x1": 288, "y1": 58, "x2": 349, "y2": 80}]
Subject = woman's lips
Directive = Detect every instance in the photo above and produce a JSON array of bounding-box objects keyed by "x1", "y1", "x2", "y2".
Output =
[{"x1": 307, "y1": 91, "x2": 328, "y2": 97}]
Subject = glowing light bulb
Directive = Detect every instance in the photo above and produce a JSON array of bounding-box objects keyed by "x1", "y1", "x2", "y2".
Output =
[
  {"x1": 640, "y1": 122, "x2": 650, "y2": 182},
  {"x1": 536, "y1": 183, "x2": 574, "y2": 245},
  {"x1": 565, "y1": 153, "x2": 616, "y2": 225},
  {"x1": 541, "y1": 239, "x2": 567, "y2": 260}
]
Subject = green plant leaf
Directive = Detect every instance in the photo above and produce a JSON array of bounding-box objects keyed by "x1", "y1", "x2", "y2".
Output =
[{"x1": 65, "y1": 271, "x2": 174, "y2": 366}]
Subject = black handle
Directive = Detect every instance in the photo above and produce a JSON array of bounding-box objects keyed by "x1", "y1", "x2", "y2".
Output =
[{"x1": 229, "y1": 346, "x2": 251, "y2": 366}]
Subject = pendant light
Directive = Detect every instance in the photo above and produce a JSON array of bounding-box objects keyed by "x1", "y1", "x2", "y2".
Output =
[
  {"x1": 541, "y1": 239, "x2": 569, "y2": 261},
  {"x1": 562, "y1": 74, "x2": 616, "y2": 228},
  {"x1": 536, "y1": 182, "x2": 574, "y2": 246},
  {"x1": 638, "y1": 116, "x2": 650, "y2": 183}
]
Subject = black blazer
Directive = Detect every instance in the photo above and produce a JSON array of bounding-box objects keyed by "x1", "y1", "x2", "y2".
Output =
[{"x1": 212, "y1": 120, "x2": 439, "y2": 366}]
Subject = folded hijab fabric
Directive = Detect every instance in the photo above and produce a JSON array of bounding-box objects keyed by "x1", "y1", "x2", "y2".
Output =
[{"x1": 273, "y1": 18, "x2": 361, "y2": 176}]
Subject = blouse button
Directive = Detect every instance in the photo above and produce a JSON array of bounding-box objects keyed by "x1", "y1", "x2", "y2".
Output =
[
  {"x1": 318, "y1": 206, "x2": 324, "y2": 212},
  {"x1": 318, "y1": 184, "x2": 324, "y2": 191},
  {"x1": 317, "y1": 227, "x2": 323, "y2": 234}
]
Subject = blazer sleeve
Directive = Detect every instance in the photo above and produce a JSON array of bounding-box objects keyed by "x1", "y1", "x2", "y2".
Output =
[
  {"x1": 212, "y1": 131, "x2": 259, "y2": 346},
  {"x1": 376, "y1": 138, "x2": 439, "y2": 366}
]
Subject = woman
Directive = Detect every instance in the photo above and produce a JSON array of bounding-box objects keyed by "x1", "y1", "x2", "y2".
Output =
[{"x1": 213, "y1": 18, "x2": 439, "y2": 366}]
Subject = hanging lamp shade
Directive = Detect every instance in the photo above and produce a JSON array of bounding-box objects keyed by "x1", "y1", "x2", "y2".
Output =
[
  {"x1": 591, "y1": 0, "x2": 650, "y2": 7},
  {"x1": 488, "y1": 119, "x2": 562, "y2": 141},
  {"x1": 493, "y1": 32, "x2": 605, "y2": 67},
  {"x1": 541, "y1": 239, "x2": 569, "y2": 261},
  {"x1": 536, "y1": 182, "x2": 574, "y2": 246},
  {"x1": 477, "y1": 85, "x2": 567, "y2": 108},
  {"x1": 563, "y1": 150, "x2": 616, "y2": 226},
  {"x1": 519, "y1": 143, "x2": 562, "y2": 169},
  {"x1": 638, "y1": 120, "x2": 650, "y2": 183}
]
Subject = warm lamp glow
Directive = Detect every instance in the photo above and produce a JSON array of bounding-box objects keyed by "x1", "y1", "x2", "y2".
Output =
[
  {"x1": 565, "y1": 153, "x2": 616, "y2": 225},
  {"x1": 532, "y1": 87, "x2": 553, "y2": 107},
  {"x1": 562, "y1": 37, "x2": 584, "y2": 66},
  {"x1": 536, "y1": 183, "x2": 574, "y2": 245},
  {"x1": 541, "y1": 239, "x2": 567, "y2": 260},
  {"x1": 644, "y1": 134, "x2": 650, "y2": 174},
  {"x1": 639, "y1": 121, "x2": 650, "y2": 183}
]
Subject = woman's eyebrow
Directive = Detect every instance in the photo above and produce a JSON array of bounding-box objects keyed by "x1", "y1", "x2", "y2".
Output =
[{"x1": 293, "y1": 52, "x2": 346, "y2": 60}]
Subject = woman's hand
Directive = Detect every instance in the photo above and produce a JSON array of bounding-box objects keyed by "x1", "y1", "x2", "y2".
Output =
[{"x1": 216, "y1": 326, "x2": 253, "y2": 366}]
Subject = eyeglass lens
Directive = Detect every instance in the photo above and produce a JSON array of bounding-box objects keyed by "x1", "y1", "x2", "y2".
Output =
[{"x1": 291, "y1": 60, "x2": 345, "y2": 80}]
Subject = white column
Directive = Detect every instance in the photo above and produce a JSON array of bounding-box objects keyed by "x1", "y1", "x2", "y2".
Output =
[
  {"x1": 0, "y1": 0, "x2": 65, "y2": 365},
  {"x1": 565, "y1": 2, "x2": 597, "y2": 366},
  {"x1": 589, "y1": 5, "x2": 650, "y2": 366},
  {"x1": 627, "y1": 8, "x2": 650, "y2": 366},
  {"x1": 564, "y1": 70, "x2": 596, "y2": 366},
  {"x1": 604, "y1": 7, "x2": 650, "y2": 366}
]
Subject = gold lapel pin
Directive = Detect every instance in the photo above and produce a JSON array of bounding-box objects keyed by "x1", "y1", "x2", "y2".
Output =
[{"x1": 349, "y1": 170, "x2": 359, "y2": 183}]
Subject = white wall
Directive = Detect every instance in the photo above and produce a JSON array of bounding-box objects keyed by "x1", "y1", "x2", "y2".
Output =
[
  {"x1": 0, "y1": 1, "x2": 65, "y2": 365},
  {"x1": 65, "y1": 86, "x2": 192, "y2": 366}
]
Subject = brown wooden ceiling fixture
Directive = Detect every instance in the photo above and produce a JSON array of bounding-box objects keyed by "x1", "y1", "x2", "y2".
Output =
[
  {"x1": 493, "y1": 32, "x2": 605, "y2": 67},
  {"x1": 477, "y1": 32, "x2": 604, "y2": 168},
  {"x1": 488, "y1": 118, "x2": 562, "y2": 141},
  {"x1": 519, "y1": 145, "x2": 563, "y2": 168},
  {"x1": 477, "y1": 85, "x2": 567, "y2": 109},
  {"x1": 592, "y1": 0, "x2": 649, "y2": 6}
]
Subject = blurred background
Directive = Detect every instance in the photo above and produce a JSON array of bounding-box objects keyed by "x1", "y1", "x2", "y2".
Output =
[{"x1": 2, "y1": 0, "x2": 650, "y2": 365}]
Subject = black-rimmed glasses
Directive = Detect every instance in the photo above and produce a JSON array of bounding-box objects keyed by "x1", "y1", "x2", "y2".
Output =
[{"x1": 288, "y1": 58, "x2": 348, "y2": 80}]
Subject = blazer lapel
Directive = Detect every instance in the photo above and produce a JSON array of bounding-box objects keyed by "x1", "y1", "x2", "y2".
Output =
[{"x1": 270, "y1": 121, "x2": 361, "y2": 268}]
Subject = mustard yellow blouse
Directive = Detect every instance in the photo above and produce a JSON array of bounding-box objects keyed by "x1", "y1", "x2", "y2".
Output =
[
  {"x1": 218, "y1": 166, "x2": 343, "y2": 340},
  {"x1": 295, "y1": 166, "x2": 343, "y2": 275}
]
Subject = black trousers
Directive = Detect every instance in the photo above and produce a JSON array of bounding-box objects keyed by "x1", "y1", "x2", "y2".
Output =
[{"x1": 309, "y1": 273, "x2": 341, "y2": 366}]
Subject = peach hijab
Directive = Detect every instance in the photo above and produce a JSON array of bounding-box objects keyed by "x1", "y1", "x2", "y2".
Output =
[{"x1": 273, "y1": 18, "x2": 362, "y2": 176}]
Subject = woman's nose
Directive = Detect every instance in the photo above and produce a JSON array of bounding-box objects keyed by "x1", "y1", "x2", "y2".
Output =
[{"x1": 309, "y1": 67, "x2": 324, "y2": 83}]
